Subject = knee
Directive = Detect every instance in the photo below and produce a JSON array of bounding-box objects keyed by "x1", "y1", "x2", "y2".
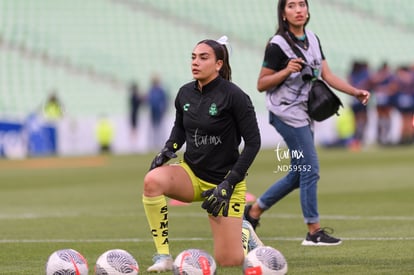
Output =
[
  {"x1": 305, "y1": 168, "x2": 320, "y2": 183},
  {"x1": 143, "y1": 170, "x2": 162, "y2": 196},
  {"x1": 307, "y1": 162, "x2": 319, "y2": 179}
]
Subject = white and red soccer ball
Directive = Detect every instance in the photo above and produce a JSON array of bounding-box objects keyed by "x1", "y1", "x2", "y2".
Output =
[
  {"x1": 173, "y1": 248, "x2": 216, "y2": 275},
  {"x1": 243, "y1": 246, "x2": 288, "y2": 275},
  {"x1": 45, "y1": 248, "x2": 89, "y2": 275},
  {"x1": 95, "y1": 249, "x2": 139, "y2": 275}
]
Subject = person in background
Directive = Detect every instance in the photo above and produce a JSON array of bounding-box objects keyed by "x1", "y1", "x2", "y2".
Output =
[
  {"x1": 321, "y1": 106, "x2": 356, "y2": 149},
  {"x1": 348, "y1": 60, "x2": 371, "y2": 150},
  {"x1": 95, "y1": 114, "x2": 114, "y2": 154},
  {"x1": 128, "y1": 82, "x2": 143, "y2": 139},
  {"x1": 43, "y1": 91, "x2": 64, "y2": 120},
  {"x1": 142, "y1": 36, "x2": 262, "y2": 272},
  {"x1": 244, "y1": 0, "x2": 370, "y2": 246},
  {"x1": 147, "y1": 74, "x2": 168, "y2": 149},
  {"x1": 369, "y1": 62, "x2": 395, "y2": 145},
  {"x1": 390, "y1": 66, "x2": 414, "y2": 145}
]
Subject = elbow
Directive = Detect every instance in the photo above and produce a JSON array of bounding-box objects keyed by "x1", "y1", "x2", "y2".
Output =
[
  {"x1": 256, "y1": 82, "x2": 266, "y2": 92},
  {"x1": 253, "y1": 135, "x2": 262, "y2": 152},
  {"x1": 257, "y1": 78, "x2": 277, "y2": 92},
  {"x1": 256, "y1": 139, "x2": 261, "y2": 152}
]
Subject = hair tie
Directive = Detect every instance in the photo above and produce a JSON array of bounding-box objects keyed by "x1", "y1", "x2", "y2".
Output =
[
  {"x1": 216, "y1": 35, "x2": 228, "y2": 45},
  {"x1": 216, "y1": 35, "x2": 232, "y2": 56}
]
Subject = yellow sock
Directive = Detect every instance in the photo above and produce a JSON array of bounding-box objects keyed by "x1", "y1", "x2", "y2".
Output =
[
  {"x1": 142, "y1": 195, "x2": 170, "y2": 255},
  {"x1": 242, "y1": 226, "x2": 250, "y2": 256}
]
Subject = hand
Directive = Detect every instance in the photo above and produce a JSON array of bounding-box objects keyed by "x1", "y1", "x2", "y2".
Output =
[
  {"x1": 286, "y1": 58, "x2": 304, "y2": 74},
  {"x1": 201, "y1": 180, "x2": 234, "y2": 217},
  {"x1": 354, "y1": 89, "x2": 370, "y2": 105},
  {"x1": 149, "y1": 147, "x2": 177, "y2": 171}
]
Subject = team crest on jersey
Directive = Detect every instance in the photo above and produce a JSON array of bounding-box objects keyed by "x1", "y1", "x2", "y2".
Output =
[
  {"x1": 183, "y1": 103, "x2": 190, "y2": 111},
  {"x1": 209, "y1": 103, "x2": 218, "y2": 116}
]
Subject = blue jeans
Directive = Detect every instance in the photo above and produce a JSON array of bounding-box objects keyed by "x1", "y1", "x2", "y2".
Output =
[{"x1": 257, "y1": 112, "x2": 320, "y2": 224}]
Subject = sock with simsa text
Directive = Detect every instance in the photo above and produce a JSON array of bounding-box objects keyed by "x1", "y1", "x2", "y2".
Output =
[{"x1": 142, "y1": 195, "x2": 170, "y2": 255}]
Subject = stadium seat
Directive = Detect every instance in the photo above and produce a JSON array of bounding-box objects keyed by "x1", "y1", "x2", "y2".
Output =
[{"x1": 0, "y1": 0, "x2": 413, "y2": 117}]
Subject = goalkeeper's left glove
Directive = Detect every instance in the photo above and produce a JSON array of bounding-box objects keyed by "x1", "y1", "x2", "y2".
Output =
[
  {"x1": 149, "y1": 147, "x2": 177, "y2": 171},
  {"x1": 201, "y1": 180, "x2": 234, "y2": 217}
]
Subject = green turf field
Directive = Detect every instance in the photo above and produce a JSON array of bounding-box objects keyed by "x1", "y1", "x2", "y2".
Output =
[{"x1": 0, "y1": 146, "x2": 413, "y2": 274}]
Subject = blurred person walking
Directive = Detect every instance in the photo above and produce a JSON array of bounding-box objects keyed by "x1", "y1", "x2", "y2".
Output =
[
  {"x1": 244, "y1": 0, "x2": 370, "y2": 246},
  {"x1": 369, "y1": 62, "x2": 395, "y2": 145},
  {"x1": 348, "y1": 60, "x2": 371, "y2": 150},
  {"x1": 147, "y1": 74, "x2": 168, "y2": 150},
  {"x1": 142, "y1": 36, "x2": 262, "y2": 272},
  {"x1": 390, "y1": 66, "x2": 414, "y2": 145}
]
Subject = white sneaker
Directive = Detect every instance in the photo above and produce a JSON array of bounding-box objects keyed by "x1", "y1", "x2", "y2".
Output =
[
  {"x1": 147, "y1": 254, "x2": 173, "y2": 273},
  {"x1": 242, "y1": 220, "x2": 264, "y2": 252}
]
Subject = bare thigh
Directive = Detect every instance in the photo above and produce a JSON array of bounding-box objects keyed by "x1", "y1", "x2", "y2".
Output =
[
  {"x1": 209, "y1": 216, "x2": 244, "y2": 267},
  {"x1": 143, "y1": 164, "x2": 194, "y2": 202}
]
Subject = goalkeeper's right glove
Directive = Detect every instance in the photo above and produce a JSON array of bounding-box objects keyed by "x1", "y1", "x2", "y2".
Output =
[
  {"x1": 149, "y1": 147, "x2": 177, "y2": 171},
  {"x1": 201, "y1": 180, "x2": 235, "y2": 217}
]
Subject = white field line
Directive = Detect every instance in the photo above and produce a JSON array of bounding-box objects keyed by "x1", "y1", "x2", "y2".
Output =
[
  {"x1": 1, "y1": 237, "x2": 414, "y2": 244},
  {"x1": 2, "y1": 213, "x2": 413, "y2": 243},
  {"x1": 1, "y1": 212, "x2": 414, "y2": 221}
]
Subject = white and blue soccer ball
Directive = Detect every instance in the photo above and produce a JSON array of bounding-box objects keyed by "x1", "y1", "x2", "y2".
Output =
[
  {"x1": 173, "y1": 248, "x2": 217, "y2": 275},
  {"x1": 45, "y1": 248, "x2": 89, "y2": 275},
  {"x1": 94, "y1": 249, "x2": 139, "y2": 275},
  {"x1": 243, "y1": 246, "x2": 288, "y2": 275}
]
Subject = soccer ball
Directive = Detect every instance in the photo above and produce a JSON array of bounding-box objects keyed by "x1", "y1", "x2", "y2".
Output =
[
  {"x1": 95, "y1": 249, "x2": 139, "y2": 275},
  {"x1": 173, "y1": 248, "x2": 216, "y2": 275},
  {"x1": 45, "y1": 248, "x2": 89, "y2": 275},
  {"x1": 243, "y1": 246, "x2": 288, "y2": 275}
]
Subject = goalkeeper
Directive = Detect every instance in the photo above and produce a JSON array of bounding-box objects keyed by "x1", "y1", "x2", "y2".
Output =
[{"x1": 142, "y1": 36, "x2": 262, "y2": 272}]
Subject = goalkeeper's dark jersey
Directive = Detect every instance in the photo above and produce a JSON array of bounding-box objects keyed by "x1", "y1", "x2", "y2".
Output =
[{"x1": 165, "y1": 76, "x2": 261, "y2": 185}]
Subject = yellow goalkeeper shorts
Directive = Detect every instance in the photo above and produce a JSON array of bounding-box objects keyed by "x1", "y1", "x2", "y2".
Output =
[{"x1": 178, "y1": 161, "x2": 246, "y2": 218}]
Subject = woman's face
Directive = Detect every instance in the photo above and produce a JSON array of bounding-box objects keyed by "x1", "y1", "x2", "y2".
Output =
[
  {"x1": 191, "y1": 43, "x2": 222, "y2": 85},
  {"x1": 283, "y1": 0, "x2": 308, "y2": 28}
]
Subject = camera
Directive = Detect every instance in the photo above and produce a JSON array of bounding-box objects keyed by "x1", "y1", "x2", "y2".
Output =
[{"x1": 301, "y1": 62, "x2": 314, "y2": 81}]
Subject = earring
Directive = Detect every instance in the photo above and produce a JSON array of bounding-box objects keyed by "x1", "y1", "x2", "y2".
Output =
[{"x1": 283, "y1": 17, "x2": 286, "y2": 21}]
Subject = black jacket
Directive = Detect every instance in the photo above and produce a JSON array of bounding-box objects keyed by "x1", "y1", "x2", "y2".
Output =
[{"x1": 165, "y1": 76, "x2": 261, "y2": 185}]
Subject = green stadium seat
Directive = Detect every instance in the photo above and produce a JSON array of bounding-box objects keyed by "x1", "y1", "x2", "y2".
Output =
[{"x1": 0, "y1": 0, "x2": 413, "y2": 117}]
